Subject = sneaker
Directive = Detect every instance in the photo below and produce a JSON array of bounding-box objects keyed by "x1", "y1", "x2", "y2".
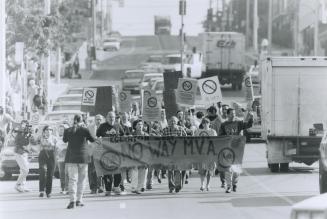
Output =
[
  {"x1": 76, "y1": 201, "x2": 84, "y2": 207},
  {"x1": 225, "y1": 187, "x2": 232, "y2": 193},
  {"x1": 15, "y1": 185, "x2": 24, "y2": 193},
  {"x1": 221, "y1": 183, "x2": 226, "y2": 188},
  {"x1": 175, "y1": 188, "x2": 180, "y2": 193},
  {"x1": 98, "y1": 188, "x2": 104, "y2": 194},
  {"x1": 185, "y1": 180, "x2": 188, "y2": 184},
  {"x1": 113, "y1": 187, "x2": 121, "y2": 195},
  {"x1": 67, "y1": 202, "x2": 75, "y2": 209},
  {"x1": 200, "y1": 187, "x2": 204, "y2": 192},
  {"x1": 206, "y1": 186, "x2": 210, "y2": 192},
  {"x1": 131, "y1": 190, "x2": 141, "y2": 194},
  {"x1": 157, "y1": 178, "x2": 162, "y2": 184},
  {"x1": 120, "y1": 190, "x2": 127, "y2": 195},
  {"x1": 140, "y1": 188, "x2": 145, "y2": 192},
  {"x1": 232, "y1": 185, "x2": 237, "y2": 192},
  {"x1": 39, "y1": 192, "x2": 44, "y2": 197},
  {"x1": 146, "y1": 185, "x2": 153, "y2": 190},
  {"x1": 169, "y1": 188, "x2": 174, "y2": 193},
  {"x1": 105, "y1": 191, "x2": 111, "y2": 196},
  {"x1": 90, "y1": 190, "x2": 97, "y2": 194},
  {"x1": 46, "y1": 193, "x2": 51, "y2": 198},
  {"x1": 62, "y1": 191, "x2": 68, "y2": 195}
]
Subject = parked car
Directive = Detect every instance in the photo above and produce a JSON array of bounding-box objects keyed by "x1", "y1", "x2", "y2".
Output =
[
  {"x1": 140, "y1": 73, "x2": 163, "y2": 88},
  {"x1": 55, "y1": 94, "x2": 82, "y2": 104},
  {"x1": 121, "y1": 69, "x2": 146, "y2": 94},
  {"x1": 52, "y1": 102, "x2": 82, "y2": 112},
  {"x1": 103, "y1": 38, "x2": 120, "y2": 51},
  {"x1": 139, "y1": 55, "x2": 164, "y2": 73}
]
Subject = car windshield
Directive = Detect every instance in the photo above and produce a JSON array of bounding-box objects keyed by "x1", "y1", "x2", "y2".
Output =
[
  {"x1": 147, "y1": 56, "x2": 162, "y2": 63},
  {"x1": 154, "y1": 81, "x2": 164, "y2": 90},
  {"x1": 56, "y1": 96, "x2": 81, "y2": 102},
  {"x1": 52, "y1": 105, "x2": 81, "y2": 111},
  {"x1": 166, "y1": 57, "x2": 181, "y2": 64},
  {"x1": 67, "y1": 89, "x2": 83, "y2": 95},
  {"x1": 125, "y1": 71, "x2": 144, "y2": 78}
]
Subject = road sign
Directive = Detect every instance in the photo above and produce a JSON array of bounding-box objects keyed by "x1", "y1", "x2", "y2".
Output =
[
  {"x1": 198, "y1": 76, "x2": 222, "y2": 105},
  {"x1": 118, "y1": 90, "x2": 132, "y2": 113},
  {"x1": 82, "y1": 88, "x2": 97, "y2": 106},
  {"x1": 142, "y1": 90, "x2": 161, "y2": 122},
  {"x1": 176, "y1": 78, "x2": 198, "y2": 106}
]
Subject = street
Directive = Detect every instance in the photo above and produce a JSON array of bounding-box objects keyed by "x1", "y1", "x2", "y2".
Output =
[{"x1": 0, "y1": 143, "x2": 319, "y2": 219}]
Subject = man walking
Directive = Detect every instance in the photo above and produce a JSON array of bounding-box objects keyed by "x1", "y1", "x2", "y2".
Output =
[{"x1": 63, "y1": 115, "x2": 96, "y2": 209}]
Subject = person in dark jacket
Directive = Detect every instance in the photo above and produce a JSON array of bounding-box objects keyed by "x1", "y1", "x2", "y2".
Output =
[{"x1": 63, "y1": 114, "x2": 96, "y2": 209}]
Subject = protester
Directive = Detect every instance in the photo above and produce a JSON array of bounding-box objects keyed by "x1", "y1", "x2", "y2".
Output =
[
  {"x1": 63, "y1": 114, "x2": 96, "y2": 209},
  {"x1": 162, "y1": 116, "x2": 187, "y2": 193},
  {"x1": 159, "y1": 109, "x2": 168, "y2": 130},
  {"x1": 219, "y1": 108, "x2": 253, "y2": 193},
  {"x1": 195, "y1": 118, "x2": 217, "y2": 191},
  {"x1": 14, "y1": 120, "x2": 32, "y2": 192},
  {"x1": 96, "y1": 111, "x2": 126, "y2": 196},
  {"x1": 0, "y1": 105, "x2": 14, "y2": 139},
  {"x1": 38, "y1": 125, "x2": 57, "y2": 198},
  {"x1": 88, "y1": 114, "x2": 104, "y2": 194},
  {"x1": 194, "y1": 111, "x2": 204, "y2": 128},
  {"x1": 206, "y1": 106, "x2": 223, "y2": 134},
  {"x1": 130, "y1": 119, "x2": 149, "y2": 194},
  {"x1": 73, "y1": 53, "x2": 80, "y2": 78},
  {"x1": 57, "y1": 123, "x2": 69, "y2": 195},
  {"x1": 121, "y1": 112, "x2": 132, "y2": 128}
]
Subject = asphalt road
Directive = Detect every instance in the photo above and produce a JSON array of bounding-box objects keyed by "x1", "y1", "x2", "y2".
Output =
[{"x1": 0, "y1": 143, "x2": 319, "y2": 219}]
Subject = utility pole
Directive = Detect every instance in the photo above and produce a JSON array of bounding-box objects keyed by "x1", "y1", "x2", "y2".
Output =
[
  {"x1": 253, "y1": 0, "x2": 258, "y2": 52},
  {"x1": 314, "y1": 0, "x2": 319, "y2": 56},
  {"x1": 245, "y1": 0, "x2": 250, "y2": 48},
  {"x1": 268, "y1": 0, "x2": 272, "y2": 55},
  {"x1": 92, "y1": 0, "x2": 97, "y2": 48},
  {"x1": 44, "y1": 0, "x2": 51, "y2": 113},
  {"x1": 56, "y1": 0, "x2": 62, "y2": 84},
  {"x1": 293, "y1": 0, "x2": 299, "y2": 56},
  {"x1": 0, "y1": 0, "x2": 6, "y2": 107},
  {"x1": 179, "y1": 0, "x2": 186, "y2": 76}
]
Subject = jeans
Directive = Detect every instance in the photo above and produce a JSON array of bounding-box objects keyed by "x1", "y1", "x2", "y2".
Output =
[
  {"x1": 225, "y1": 170, "x2": 239, "y2": 188},
  {"x1": 168, "y1": 170, "x2": 185, "y2": 191},
  {"x1": 58, "y1": 162, "x2": 69, "y2": 191},
  {"x1": 15, "y1": 153, "x2": 29, "y2": 187},
  {"x1": 66, "y1": 163, "x2": 88, "y2": 202},
  {"x1": 38, "y1": 150, "x2": 56, "y2": 194},
  {"x1": 88, "y1": 157, "x2": 102, "y2": 192},
  {"x1": 103, "y1": 173, "x2": 121, "y2": 192}
]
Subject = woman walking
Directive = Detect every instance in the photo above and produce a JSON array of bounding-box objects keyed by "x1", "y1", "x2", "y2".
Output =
[
  {"x1": 194, "y1": 118, "x2": 217, "y2": 192},
  {"x1": 38, "y1": 125, "x2": 57, "y2": 198}
]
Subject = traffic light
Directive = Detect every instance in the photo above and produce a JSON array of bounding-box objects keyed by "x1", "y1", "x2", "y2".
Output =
[{"x1": 179, "y1": 0, "x2": 186, "y2": 15}]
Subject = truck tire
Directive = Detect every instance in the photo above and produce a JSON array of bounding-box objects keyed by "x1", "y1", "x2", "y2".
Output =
[
  {"x1": 319, "y1": 160, "x2": 327, "y2": 194},
  {"x1": 237, "y1": 83, "x2": 242, "y2": 90},
  {"x1": 280, "y1": 163, "x2": 289, "y2": 172},
  {"x1": 269, "y1": 163, "x2": 279, "y2": 172}
]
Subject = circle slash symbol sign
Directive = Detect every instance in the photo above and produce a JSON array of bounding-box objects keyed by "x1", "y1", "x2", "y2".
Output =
[
  {"x1": 202, "y1": 80, "x2": 217, "y2": 94},
  {"x1": 119, "y1": 92, "x2": 127, "y2": 101},
  {"x1": 199, "y1": 131, "x2": 209, "y2": 136},
  {"x1": 218, "y1": 148, "x2": 235, "y2": 168},
  {"x1": 147, "y1": 97, "x2": 157, "y2": 108},
  {"x1": 85, "y1": 90, "x2": 95, "y2": 99},
  {"x1": 100, "y1": 151, "x2": 121, "y2": 171},
  {"x1": 245, "y1": 77, "x2": 251, "y2": 87},
  {"x1": 182, "y1": 81, "x2": 193, "y2": 91}
]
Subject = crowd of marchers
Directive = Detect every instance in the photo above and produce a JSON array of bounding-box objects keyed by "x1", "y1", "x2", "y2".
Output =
[{"x1": 0, "y1": 102, "x2": 253, "y2": 209}]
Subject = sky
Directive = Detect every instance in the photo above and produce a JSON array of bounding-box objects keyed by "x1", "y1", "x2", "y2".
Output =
[{"x1": 111, "y1": 0, "x2": 210, "y2": 36}]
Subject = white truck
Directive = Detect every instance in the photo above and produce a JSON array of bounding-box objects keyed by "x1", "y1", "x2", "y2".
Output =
[
  {"x1": 261, "y1": 57, "x2": 327, "y2": 173},
  {"x1": 200, "y1": 32, "x2": 246, "y2": 90}
]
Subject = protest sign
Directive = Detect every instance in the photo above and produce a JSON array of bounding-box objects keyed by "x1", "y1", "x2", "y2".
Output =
[
  {"x1": 118, "y1": 90, "x2": 132, "y2": 112},
  {"x1": 198, "y1": 76, "x2": 222, "y2": 105},
  {"x1": 82, "y1": 88, "x2": 97, "y2": 106},
  {"x1": 244, "y1": 75, "x2": 254, "y2": 102},
  {"x1": 93, "y1": 136, "x2": 246, "y2": 176},
  {"x1": 81, "y1": 86, "x2": 113, "y2": 116},
  {"x1": 176, "y1": 78, "x2": 198, "y2": 106},
  {"x1": 142, "y1": 89, "x2": 161, "y2": 121}
]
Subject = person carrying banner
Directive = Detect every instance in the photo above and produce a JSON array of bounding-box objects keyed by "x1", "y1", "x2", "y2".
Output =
[
  {"x1": 130, "y1": 119, "x2": 149, "y2": 194},
  {"x1": 219, "y1": 108, "x2": 253, "y2": 193},
  {"x1": 64, "y1": 115, "x2": 96, "y2": 209},
  {"x1": 96, "y1": 111, "x2": 126, "y2": 196},
  {"x1": 162, "y1": 116, "x2": 187, "y2": 193},
  {"x1": 194, "y1": 118, "x2": 217, "y2": 192},
  {"x1": 88, "y1": 114, "x2": 104, "y2": 194}
]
